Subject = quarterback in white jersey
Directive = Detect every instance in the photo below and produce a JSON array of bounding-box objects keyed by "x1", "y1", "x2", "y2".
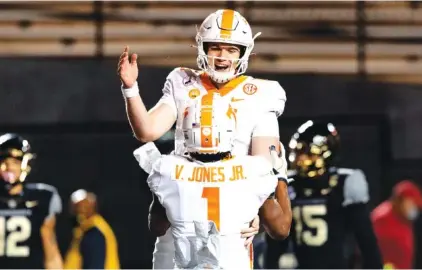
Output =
[
  {"x1": 145, "y1": 93, "x2": 278, "y2": 269},
  {"x1": 119, "y1": 8, "x2": 292, "y2": 269},
  {"x1": 158, "y1": 66, "x2": 286, "y2": 156},
  {"x1": 118, "y1": 9, "x2": 286, "y2": 158}
]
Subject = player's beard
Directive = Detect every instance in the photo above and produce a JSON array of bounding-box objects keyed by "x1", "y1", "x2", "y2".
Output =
[{"x1": 207, "y1": 56, "x2": 239, "y2": 83}]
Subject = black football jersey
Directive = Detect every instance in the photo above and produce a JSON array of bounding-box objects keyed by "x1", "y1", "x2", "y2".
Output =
[
  {"x1": 0, "y1": 183, "x2": 62, "y2": 269},
  {"x1": 266, "y1": 167, "x2": 369, "y2": 269}
]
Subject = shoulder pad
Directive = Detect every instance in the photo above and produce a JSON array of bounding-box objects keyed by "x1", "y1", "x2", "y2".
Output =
[
  {"x1": 133, "y1": 142, "x2": 162, "y2": 174},
  {"x1": 25, "y1": 183, "x2": 58, "y2": 194},
  {"x1": 153, "y1": 154, "x2": 187, "y2": 178},
  {"x1": 25, "y1": 183, "x2": 62, "y2": 216},
  {"x1": 151, "y1": 155, "x2": 165, "y2": 176},
  {"x1": 337, "y1": 167, "x2": 355, "y2": 176},
  {"x1": 342, "y1": 169, "x2": 369, "y2": 206},
  {"x1": 147, "y1": 156, "x2": 165, "y2": 192},
  {"x1": 252, "y1": 79, "x2": 287, "y2": 117},
  {"x1": 167, "y1": 67, "x2": 200, "y2": 81}
]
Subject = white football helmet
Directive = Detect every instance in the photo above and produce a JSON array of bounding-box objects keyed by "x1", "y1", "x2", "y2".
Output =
[
  {"x1": 196, "y1": 9, "x2": 261, "y2": 84},
  {"x1": 182, "y1": 92, "x2": 236, "y2": 154}
]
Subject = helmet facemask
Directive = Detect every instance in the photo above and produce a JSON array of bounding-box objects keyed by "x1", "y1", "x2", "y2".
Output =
[
  {"x1": 182, "y1": 93, "x2": 236, "y2": 156},
  {"x1": 0, "y1": 150, "x2": 34, "y2": 185},
  {"x1": 0, "y1": 134, "x2": 35, "y2": 195}
]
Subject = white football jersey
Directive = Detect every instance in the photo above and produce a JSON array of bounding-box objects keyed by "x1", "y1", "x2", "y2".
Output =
[
  {"x1": 157, "y1": 68, "x2": 287, "y2": 156},
  {"x1": 147, "y1": 154, "x2": 278, "y2": 269}
]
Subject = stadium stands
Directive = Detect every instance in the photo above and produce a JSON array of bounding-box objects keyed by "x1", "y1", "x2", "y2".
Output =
[{"x1": 1, "y1": 1, "x2": 422, "y2": 83}]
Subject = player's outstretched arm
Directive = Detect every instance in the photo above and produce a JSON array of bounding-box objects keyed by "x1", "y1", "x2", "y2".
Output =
[
  {"x1": 118, "y1": 46, "x2": 176, "y2": 142},
  {"x1": 41, "y1": 216, "x2": 63, "y2": 269}
]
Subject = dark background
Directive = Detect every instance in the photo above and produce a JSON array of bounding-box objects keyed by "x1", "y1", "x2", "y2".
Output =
[{"x1": 2, "y1": 1, "x2": 422, "y2": 267}]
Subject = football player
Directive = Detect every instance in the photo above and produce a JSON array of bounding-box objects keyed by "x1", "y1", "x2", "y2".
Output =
[
  {"x1": 145, "y1": 92, "x2": 281, "y2": 269},
  {"x1": 0, "y1": 133, "x2": 63, "y2": 269},
  {"x1": 265, "y1": 121, "x2": 383, "y2": 269},
  {"x1": 118, "y1": 9, "x2": 291, "y2": 269}
]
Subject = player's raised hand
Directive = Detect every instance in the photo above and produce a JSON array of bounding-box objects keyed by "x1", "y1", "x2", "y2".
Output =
[{"x1": 117, "y1": 46, "x2": 138, "y2": 88}]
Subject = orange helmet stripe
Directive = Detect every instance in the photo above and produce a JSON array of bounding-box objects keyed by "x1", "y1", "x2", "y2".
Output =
[{"x1": 220, "y1": 9, "x2": 235, "y2": 39}]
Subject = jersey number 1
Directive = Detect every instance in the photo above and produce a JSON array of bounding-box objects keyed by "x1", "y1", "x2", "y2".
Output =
[
  {"x1": 0, "y1": 216, "x2": 32, "y2": 257},
  {"x1": 202, "y1": 187, "x2": 220, "y2": 231}
]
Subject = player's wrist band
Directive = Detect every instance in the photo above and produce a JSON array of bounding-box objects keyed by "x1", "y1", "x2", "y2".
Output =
[
  {"x1": 121, "y1": 81, "x2": 140, "y2": 98},
  {"x1": 272, "y1": 168, "x2": 289, "y2": 186}
]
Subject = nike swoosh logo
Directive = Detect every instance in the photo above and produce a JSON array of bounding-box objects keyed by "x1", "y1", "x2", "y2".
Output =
[{"x1": 231, "y1": 97, "x2": 244, "y2": 102}]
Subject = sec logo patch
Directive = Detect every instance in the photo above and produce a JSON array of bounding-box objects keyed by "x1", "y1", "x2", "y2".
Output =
[
  {"x1": 188, "y1": 89, "x2": 200, "y2": 99},
  {"x1": 243, "y1": 83, "x2": 257, "y2": 95}
]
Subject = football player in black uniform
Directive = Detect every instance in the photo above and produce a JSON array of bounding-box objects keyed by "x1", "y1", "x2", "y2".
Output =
[
  {"x1": 0, "y1": 133, "x2": 63, "y2": 269},
  {"x1": 264, "y1": 121, "x2": 383, "y2": 269}
]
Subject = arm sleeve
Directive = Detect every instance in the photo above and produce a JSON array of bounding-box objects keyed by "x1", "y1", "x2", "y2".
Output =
[
  {"x1": 46, "y1": 189, "x2": 62, "y2": 220},
  {"x1": 342, "y1": 169, "x2": 369, "y2": 206},
  {"x1": 252, "y1": 112, "x2": 280, "y2": 138},
  {"x1": 264, "y1": 81, "x2": 287, "y2": 117},
  {"x1": 80, "y1": 228, "x2": 106, "y2": 269},
  {"x1": 343, "y1": 170, "x2": 383, "y2": 269},
  {"x1": 156, "y1": 71, "x2": 178, "y2": 118}
]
